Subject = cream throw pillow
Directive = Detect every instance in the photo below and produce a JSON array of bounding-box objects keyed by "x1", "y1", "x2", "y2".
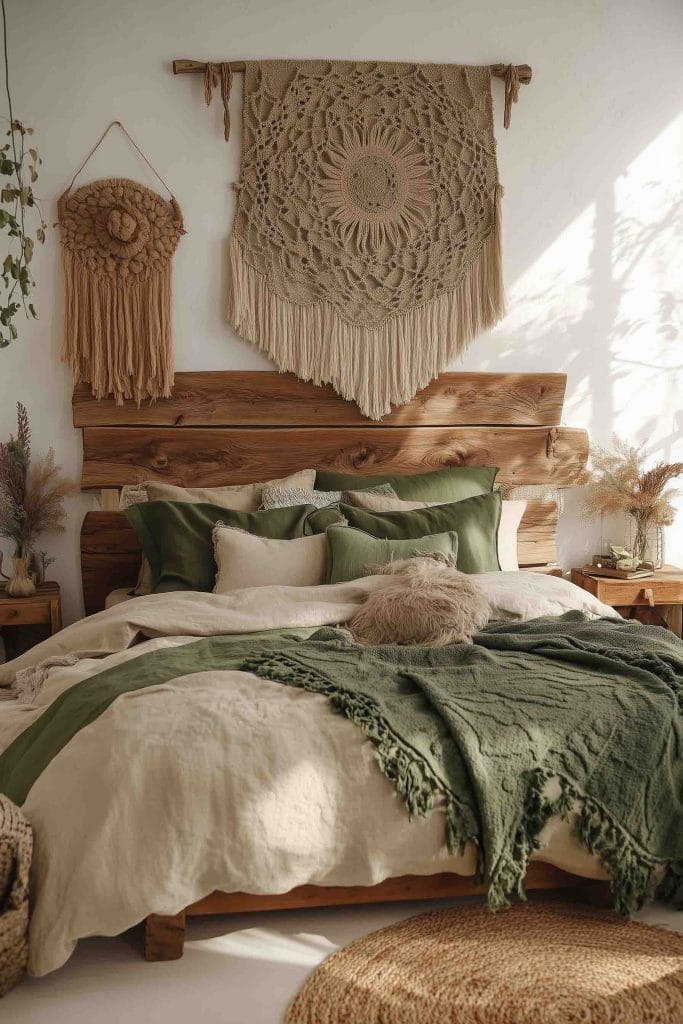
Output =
[
  {"x1": 345, "y1": 491, "x2": 527, "y2": 571},
  {"x1": 123, "y1": 470, "x2": 316, "y2": 596},
  {"x1": 212, "y1": 525, "x2": 329, "y2": 592},
  {"x1": 143, "y1": 469, "x2": 316, "y2": 511}
]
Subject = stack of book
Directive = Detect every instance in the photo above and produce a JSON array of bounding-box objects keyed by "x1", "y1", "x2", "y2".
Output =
[{"x1": 583, "y1": 556, "x2": 655, "y2": 580}]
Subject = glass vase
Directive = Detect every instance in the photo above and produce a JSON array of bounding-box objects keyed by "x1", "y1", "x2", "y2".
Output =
[{"x1": 627, "y1": 519, "x2": 663, "y2": 569}]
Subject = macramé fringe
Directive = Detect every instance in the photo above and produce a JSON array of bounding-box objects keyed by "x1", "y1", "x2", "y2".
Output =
[
  {"x1": 60, "y1": 251, "x2": 174, "y2": 405},
  {"x1": 228, "y1": 189, "x2": 505, "y2": 420}
]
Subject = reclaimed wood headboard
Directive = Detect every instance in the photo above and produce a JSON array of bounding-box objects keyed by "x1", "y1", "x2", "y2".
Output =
[{"x1": 75, "y1": 370, "x2": 587, "y2": 615}]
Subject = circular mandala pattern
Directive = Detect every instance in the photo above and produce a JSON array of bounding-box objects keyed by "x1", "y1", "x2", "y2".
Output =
[
  {"x1": 59, "y1": 178, "x2": 183, "y2": 278},
  {"x1": 345, "y1": 151, "x2": 399, "y2": 214},
  {"x1": 285, "y1": 902, "x2": 683, "y2": 1024},
  {"x1": 320, "y1": 125, "x2": 432, "y2": 249},
  {"x1": 234, "y1": 61, "x2": 500, "y2": 330}
]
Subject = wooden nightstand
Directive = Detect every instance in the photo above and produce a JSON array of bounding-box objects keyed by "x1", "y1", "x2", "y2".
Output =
[
  {"x1": 570, "y1": 566, "x2": 683, "y2": 637},
  {"x1": 0, "y1": 582, "x2": 62, "y2": 661}
]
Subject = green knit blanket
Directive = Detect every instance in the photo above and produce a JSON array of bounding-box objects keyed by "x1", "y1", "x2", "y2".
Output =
[
  {"x1": 1, "y1": 612, "x2": 681, "y2": 913},
  {"x1": 243, "y1": 612, "x2": 683, "y2": 913}
]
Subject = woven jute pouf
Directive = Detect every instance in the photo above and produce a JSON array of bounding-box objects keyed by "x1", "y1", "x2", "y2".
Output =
[
  {"x1": 0, "y1": 796, "x2": 32, "y2": 996},
  {"x1": 286, "y1": 901, "x2": 683, "y2": 1024}
]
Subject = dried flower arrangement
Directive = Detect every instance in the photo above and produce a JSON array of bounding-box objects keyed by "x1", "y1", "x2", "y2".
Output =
[
  {"x1": 582, "y1": 436, "x2": 683, "y2": 565},
  {"x1": 0, "y1": 402, "x2": 75, "y2": 596}
]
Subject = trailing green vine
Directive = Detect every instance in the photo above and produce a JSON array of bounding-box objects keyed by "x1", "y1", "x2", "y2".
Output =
[{"x1": 0, "y1": 0, "x2": 46, "y2": 348}]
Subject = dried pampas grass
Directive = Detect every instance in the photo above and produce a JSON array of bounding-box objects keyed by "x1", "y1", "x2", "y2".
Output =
[
  {"x1": 349, "y1": 553, "x2": 491, "y2": 647},
  {"x1": 0, "y1": 403, "x2": 76, "y2": 556},
  {"x1": 582, "y1": 436, "x2": 683, "y2": 561}
]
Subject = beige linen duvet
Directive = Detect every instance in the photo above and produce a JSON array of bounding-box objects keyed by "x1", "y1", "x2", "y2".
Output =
[{"x1": 0, "y1": 573, "x2": 617, "y2": 976}]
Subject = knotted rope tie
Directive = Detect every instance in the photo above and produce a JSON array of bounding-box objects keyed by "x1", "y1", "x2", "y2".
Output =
[
  {"x1": 204, "y1": 62, "x2": 233, "y2": 141},
  {"x1": 503, "y1": 64, "x2": 520, "y2": 129}
]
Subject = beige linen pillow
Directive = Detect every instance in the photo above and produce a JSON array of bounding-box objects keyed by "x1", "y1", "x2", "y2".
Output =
[
  {"x1": 496, "y1": 500, "x2": 527, "y2": 571},
  {"x1": 123, "y1": 470, "x2": 316, "y2": 595},
  {"x1": 143, "y1": 469, "x2": 316, "y2": 511},
  {"x1": 345, "y1": 491, "x2": 526, "y2": 571},
  {"x1": 212, "y1": 525, "x2": 329, "y2": 592}
]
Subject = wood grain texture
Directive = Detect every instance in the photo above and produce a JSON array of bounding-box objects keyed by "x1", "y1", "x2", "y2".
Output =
[
  {"x1": 73, "y1": 371, "x2": 566, "y2": 428},
  {"x1": 172, "y1": 60, "x2": 534, "y2": 86},
  {"x1": 80, "y1": 513, "x2": 141, "y2": 616},
  {"x1": 80, "y1": 425, "x2": 588, "y2": 490},
  {"x1": 570, "y1": 566, "x2": 683, "y2": 607},
  {"x1": 144, "y1": 866, "x2": 608, "y2": 960},
  {"x1": 145, "y1": 911, "x2": 186, "y2": 962},
  {"x1": 517, "y1": 501, "x2": 558, "y2": 566},
  {"x1": 571, "y1": 566, "x2": 683, "y2": 638},
  {"x1": 186, "y1": 863, "x2": 590, "y2": 917},
  {"x1": 0, "y1": 582, "x2": 62, "y2": 657},
  {"x1": 75, "y1": 372, "x2": 580, "y2": 608}
]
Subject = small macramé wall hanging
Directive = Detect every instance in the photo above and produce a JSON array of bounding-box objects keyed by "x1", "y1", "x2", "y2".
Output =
[
  {"x1": 176, "y1": 59, "x2": 530, "y2": 420},
  {"x1": 58, "y1": 121, "x2": 185, "y2": 405}
]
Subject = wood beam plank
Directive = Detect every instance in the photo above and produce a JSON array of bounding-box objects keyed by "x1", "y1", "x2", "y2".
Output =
[
  {"x1": 184, "y1": 866, "x2": 606, "y2": 918},
  {"x1": 73, "y1": 371, "x2": 566, "y2": 428},
  {"x1": 516, "y1": 500, "x2": 558, "y2": 566},
  {"x1": 80, "y1": 425, "x2": 588, "y2": 490}
]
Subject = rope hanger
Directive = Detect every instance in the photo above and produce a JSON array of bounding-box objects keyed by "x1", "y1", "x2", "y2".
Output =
[
  {"x1": 62, "y1": 120, "x2": 176, "y2": 199},
  {"x1": 173, "y1": 59, "x2": 532, "y2": 136}
]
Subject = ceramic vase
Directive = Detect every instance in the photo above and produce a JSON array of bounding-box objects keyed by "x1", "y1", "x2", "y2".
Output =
[{"x1": 6, "y1": 554, "x2": 37, "y2": 598}]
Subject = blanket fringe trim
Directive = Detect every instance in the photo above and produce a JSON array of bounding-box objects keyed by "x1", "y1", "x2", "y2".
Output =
[
  {"x1": 244, "y1": 653, "x2": 682, "y2": 915},
  {"x1": 227, "y1": 187, "x2": 504, "y2": 421},
  {"x1": 241, "y1": 652, "x2": 479, "y2": 859},
  {"x1": 488, "y1": 768, "x2": 682, "y2": 915}
]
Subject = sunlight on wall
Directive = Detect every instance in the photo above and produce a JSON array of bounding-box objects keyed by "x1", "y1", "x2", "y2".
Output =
[
  {"x1": 611, "y1": 113, "x2": 683, "y2": 564},
  {"x1": 610, "y1": 112, "x2": 682, "y2": 447},
  {"x1": 490, "y1": 205, "x2": 596, "y2": 369},
  {"x1": 490, "y1": 114, "x2": 683, "y2": 565}
]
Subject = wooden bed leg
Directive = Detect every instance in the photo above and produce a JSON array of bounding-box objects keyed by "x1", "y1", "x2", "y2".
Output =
[{"x1": 145, "y1": 910, "x2": 186, "y2": 961}]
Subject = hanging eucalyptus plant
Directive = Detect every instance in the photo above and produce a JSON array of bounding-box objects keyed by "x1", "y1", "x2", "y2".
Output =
[{"x1": 0, "y1": 0, "x2": 46, "y2": 348}]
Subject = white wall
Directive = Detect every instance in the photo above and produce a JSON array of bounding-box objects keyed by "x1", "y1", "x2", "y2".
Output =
[{"x1": 1, "y1": 0, "x2": 681, "y2": 625}]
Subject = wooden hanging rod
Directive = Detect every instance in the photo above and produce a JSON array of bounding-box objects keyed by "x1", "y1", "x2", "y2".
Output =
[{"x1": 172, "y1": 59, "x2": 533, "y2": 84}]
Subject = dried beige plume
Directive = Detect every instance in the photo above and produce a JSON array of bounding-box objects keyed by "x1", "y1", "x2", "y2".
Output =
[
  {"x1": 0, "y1": 403, "x2": 77, "y2": 554},
  {"x1": 582, "y1": 436, "x2": 683, "y2": 528}
]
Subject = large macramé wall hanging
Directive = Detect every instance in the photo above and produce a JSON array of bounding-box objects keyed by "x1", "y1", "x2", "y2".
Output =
[
  {"x1": 58, "y1": 122, "x2": 184, "y2": 405},
  {"x1": 177, "y1": 59, "x2": 530, "y2": 419}
]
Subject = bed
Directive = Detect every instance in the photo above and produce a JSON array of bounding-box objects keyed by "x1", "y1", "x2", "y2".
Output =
[{"x1": 0, "y1": 370, "x2": 681, "y2": 976}]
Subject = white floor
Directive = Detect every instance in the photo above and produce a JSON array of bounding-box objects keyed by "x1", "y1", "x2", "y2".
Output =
[{"x1": 4, "y1": 896, "x2": 682, "y2": 1023}]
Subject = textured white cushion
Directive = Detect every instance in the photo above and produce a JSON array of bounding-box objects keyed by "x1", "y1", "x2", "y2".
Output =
[
  {"x1": 260, "y1": 483, "x2": 398, "y2": 511},
  {"x1": 345, "y1": 491, "x2": 526, "y2": 571},
  {"x1": 474, "y1": 571, "x2": 621, "y2": 621},
  {"x1": 497, "y1": 500, "x2": 527, "y2": 571},
  {"x1": 212, "y1": 526, "x2": 329, "y2": 592}
]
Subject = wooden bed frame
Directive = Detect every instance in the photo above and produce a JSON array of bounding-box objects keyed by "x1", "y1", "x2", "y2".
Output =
[{"x1": 73, "y1": 369, "x2": 606, "y2": 960}]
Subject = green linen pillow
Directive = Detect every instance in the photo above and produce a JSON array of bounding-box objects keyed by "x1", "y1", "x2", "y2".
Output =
[
  {"x1": 314, "y1": 465, "x2": 497, "y2": 502},
  {"x1": 315, "y1": 491, "x2": 502, "y2": 574},
  {"x1": 327, "y1": 525, "x2": 459, "y2": 584},
  {"x1": 125, "y1": 500, "x2": 341, "y2": 594}
]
